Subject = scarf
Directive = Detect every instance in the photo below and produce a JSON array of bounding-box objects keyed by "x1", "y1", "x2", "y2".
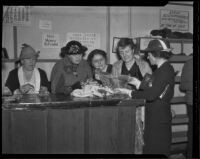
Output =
[{"x1": 18, "y1": 66, "x2": 41, "y2": 94}]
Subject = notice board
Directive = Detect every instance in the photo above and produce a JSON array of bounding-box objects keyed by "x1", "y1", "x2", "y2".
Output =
[{"x1": 160, "y1": 9, "x2": 189, "y2": 31}]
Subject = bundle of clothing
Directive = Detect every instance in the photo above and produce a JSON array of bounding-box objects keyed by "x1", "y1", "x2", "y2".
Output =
[{"x1": 150, "y1": 28, "x2": 193, "y2": 39}]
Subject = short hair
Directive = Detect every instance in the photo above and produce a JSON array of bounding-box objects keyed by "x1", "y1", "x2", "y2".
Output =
[
  {"x1": 116, "y1": 38, "x2": 136, "y2": 59},
  {"x1": 87, "y1": 49, "x2": 107, "y2": 68}
]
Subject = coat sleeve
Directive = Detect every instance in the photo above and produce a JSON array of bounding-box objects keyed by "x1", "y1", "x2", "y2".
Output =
[
  {"x1": 5, "y1": 69, "x2": 20, "y2": 93},
  {"x1": 50, "y1": 62, "x2": 62, "y2": 93},
  {"x1": 131, "y1": 66, "x2": 173, "y2": 101},
  {"x1": 39, "y1": 69, "x2": 51, "y2": 92}
]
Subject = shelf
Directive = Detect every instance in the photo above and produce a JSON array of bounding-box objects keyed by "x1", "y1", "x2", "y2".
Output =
[
  {"x1": 170, "y1": 96, "x2": 186, "y2": 104},
  {"x1": 175, "y1": 76, "x2": 181, "y2": 83},
  {"x1": 167, "y1": 38, "x2": 193, "y2": 43},
  {"x1": 172, "y1": 114, "x2": 188, "y2": 125},
  {"x1": 169, "y1": 55, "x2": 192, "y2": 63}
]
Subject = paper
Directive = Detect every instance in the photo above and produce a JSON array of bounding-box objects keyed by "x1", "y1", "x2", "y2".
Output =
[
  {"x1": 39, "y1": 20, "x2": 52, "y2": 30},
  {"x1": 3, "y1": 6, "x2": 31, "y2": 26},
  {"x1": 42, "y1": 33, "x2": 60, "y2": 48},
  {"x1": 160, "y1": 9, "x2": 189, "y2": 31}
]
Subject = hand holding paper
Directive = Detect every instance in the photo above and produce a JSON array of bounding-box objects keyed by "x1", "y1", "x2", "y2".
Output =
[{"x1": 128, "y1": 77, "x2": 141, "y2": 90}]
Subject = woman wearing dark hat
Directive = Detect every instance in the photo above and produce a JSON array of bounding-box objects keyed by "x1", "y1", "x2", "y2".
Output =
[
  {"x1": 116, "y1": 39, "x2": 175, "y2": 156},
  {"x1": 51, "y1": 40, "x2": 92, "y2": 94},
  {"x1": 3, "y1": 44, "x2": 50, "y2": 95}
]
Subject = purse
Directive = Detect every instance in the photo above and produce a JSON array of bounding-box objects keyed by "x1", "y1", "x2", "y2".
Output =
[{"x1": 139, "y1": 73, "x2": 154, "y2": 90}]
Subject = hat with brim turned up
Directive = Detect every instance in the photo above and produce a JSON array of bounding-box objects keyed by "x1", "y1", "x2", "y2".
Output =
[
  {"x1": 143, "y1": 39, "x2": 172, "y2": 52},
  {"x1": 19, "y1": 44, "x2": 40, "y2": 60}
]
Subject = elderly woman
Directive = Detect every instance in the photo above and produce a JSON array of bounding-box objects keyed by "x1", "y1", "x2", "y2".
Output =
[
  {"x1": 112, "y1": 38, "x2": 152, "y2": 89},
  {"x1": 116, "y1": 39, "x2": 175, "y2": 156},
  {"x1": 3, "y1": 44, "x2": 50, "y2": 95},
  {"x1": 87, "y1": 49, "x2": 112, "y2": 84},
  {"x1": 51, "y1": 40, "x2": 92, "y2": 94}
]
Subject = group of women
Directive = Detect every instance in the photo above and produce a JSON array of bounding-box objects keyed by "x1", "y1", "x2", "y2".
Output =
[{"x1": 3, "y1": 38, "x2": 175, "y2": 157}]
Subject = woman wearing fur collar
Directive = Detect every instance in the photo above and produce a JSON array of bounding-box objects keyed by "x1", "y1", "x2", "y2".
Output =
[{"x1": 112, "y1": 38, "x2": 152, "y2": 89}]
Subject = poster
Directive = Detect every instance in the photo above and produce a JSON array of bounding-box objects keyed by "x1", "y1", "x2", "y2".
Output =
[
  {"x1": 42, "y1": 33, "x2": 60, "y2": 48},
  {"x1": 160, "y1": 9, "x2": 189, "y2": 31},
  {"x1": 39, "y1": 20, "x2": 52, "y2": 30},
  {"x1": 3, "y1": 6, "x2": 31, "y2": 26},
  {"x1": 66, "y1": 32, "x2": 100, "y2": 57}
]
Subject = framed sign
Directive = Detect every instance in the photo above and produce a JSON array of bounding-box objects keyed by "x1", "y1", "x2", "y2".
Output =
[
  {"x1": 160, "y1": 9, "x2": 189, "y2": 31},
  {"x1": 112, "y1": 37, "x2": 121, "y2": 53}
]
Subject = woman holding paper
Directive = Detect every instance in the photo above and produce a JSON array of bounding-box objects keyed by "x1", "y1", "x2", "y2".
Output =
[
  {"x1": 116, "y1": 39, "x2": 175, "y2": 157},
  {"x1": 87, "y1": 49, "x2": 113, "y2": 86},
  {"x1": 112, "y1": 38, "x2": 152, "y2": 89}
]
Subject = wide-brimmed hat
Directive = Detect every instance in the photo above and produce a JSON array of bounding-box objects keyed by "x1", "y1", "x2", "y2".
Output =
[
  {"x1": 61, "y1": 41, "x2": 88, "y2": 56},
  {"x1": 19, "y1": 44, "x2": 40, "y2": 60},
  {"x1": 143, "y1": 39, "x2": 172, "y2": 52}
]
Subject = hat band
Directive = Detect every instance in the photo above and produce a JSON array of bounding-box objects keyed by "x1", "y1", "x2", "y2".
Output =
[{"x1": 158, "y1": 39, "x2": 171, "y2": 52}]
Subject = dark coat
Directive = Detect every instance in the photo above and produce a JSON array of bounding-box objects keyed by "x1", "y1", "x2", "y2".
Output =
[{"x1": 131, "y1": 61, "x2": 175, "y2": 156}]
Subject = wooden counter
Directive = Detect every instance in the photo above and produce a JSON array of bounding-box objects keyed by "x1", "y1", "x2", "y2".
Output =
[{"x1": 2, "y1": 94, "x2": 145, "y2": 154}]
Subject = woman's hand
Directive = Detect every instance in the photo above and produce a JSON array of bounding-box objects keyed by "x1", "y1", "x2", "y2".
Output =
[
  {"x1": 20, "y1": 84, "x2": 34, "y2": 94},
  {"x1": 128, "y1": 77, "x2": 141, "y2": 90},
  {"x1": 39, "y1": 86, "x2": 49, "y2": 95},
  {"x1": 2, "y1": 86, "x2": 12, "y2": 96},
  {"x1": 114, "y1": 88, "x2": 132, "y2": 97}
]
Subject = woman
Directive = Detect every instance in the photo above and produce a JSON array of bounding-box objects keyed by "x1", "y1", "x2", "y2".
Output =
[
  {"x1": 51, "y1": 40, "x2": 92, "y2": 94},
  {"x1": 87, "y1": 49, "x2": 112, "y2": 84},
  {"x1": 116, "y1": 39, "x2": 175, "y2": 156},
  {"x1": 3, "y1": 44, "x2": 50, "y2": 95},
  {"x1": 112, "y1": 38, "x2": 152, "y2": 89}
]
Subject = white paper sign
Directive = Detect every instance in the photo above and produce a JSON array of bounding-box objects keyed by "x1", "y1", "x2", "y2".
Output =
[
  {"x1": 3, "y1": 6, "x2": 31, "y2": 26},
  {"x1": 42, "y1": 33, "x2": 60, "y2": 48},
  {"x1": 66, "y1": 32, "x2": 100, "y2": 53},
  {"x1": 39, "y1": 20, "x2": 52, "y2": 30},
  {"x1": 160, "y1": 9, "x2": 189, "y2": 31}
]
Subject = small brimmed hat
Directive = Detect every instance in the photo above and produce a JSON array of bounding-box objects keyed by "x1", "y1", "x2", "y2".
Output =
[
  {"x1": 61, "y1": 40, "x2": 88, "y2": 55},
  {"x1": 144, "y1": 39, "x2": 172, "y2": 52},
  {"x1": 19, "y1": 44, "x2": 40, "y2": 60}
]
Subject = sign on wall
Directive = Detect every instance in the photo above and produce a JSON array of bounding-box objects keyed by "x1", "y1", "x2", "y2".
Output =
[
  {"x1": 66, "y1": 32, "x2": 101, "y2": 52},
  {"x1": 42, "y1": 33, "x2": 60, "y2": 48},
  {"x1": 3, "y1": 6, "x2": 31, "y2": 26},
  {"x1": 160, "y1": 9, "x2": 189, "y2": 31},
  {"x1": 39, "y1": 20, "x2": 52, "y2": 30}
]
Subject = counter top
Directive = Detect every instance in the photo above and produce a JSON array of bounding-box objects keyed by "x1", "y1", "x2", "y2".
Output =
[{"x1": 2, "y1": 94, "x2": 145, "y2": 110}]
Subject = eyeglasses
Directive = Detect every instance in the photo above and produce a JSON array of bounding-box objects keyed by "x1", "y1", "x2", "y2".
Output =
[{"x1": 92, "y1": 58, "x2": 105, "y2": 64}]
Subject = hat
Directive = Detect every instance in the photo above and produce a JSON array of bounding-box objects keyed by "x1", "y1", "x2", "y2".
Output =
[
  {"x1": 19, "y1": 44, "x2": 40, "y2": 60},
  {"x1": 144, "y1": 39, "x2": 172, "y2": 52},
  {"x1": 63, "y1": 41, "x2": 88, "y2": 55}
]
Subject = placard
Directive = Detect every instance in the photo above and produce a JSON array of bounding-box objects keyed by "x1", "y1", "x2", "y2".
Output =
[
  {"x1": 3, "y1": 6, "x2": 31, "y2": 26},
  {"x1": 39, "y1": 20, "x2": 52, "y2": 30},
  {"x1": 66, "y1": 32, "x2": 100, "y2": 51},
  {"x1": 160, "y1": 9, "x2": 189, "y2": 31},
  {"x1": 42, "y1": 33, "x2": 60, "y2": 48}
]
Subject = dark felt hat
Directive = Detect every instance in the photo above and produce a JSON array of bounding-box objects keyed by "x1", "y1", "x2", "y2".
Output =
[
  {"x1": 62, "y1": 40, "x2": 88, "y2": 55},
  {"x1": 144, "y1": 39, "x2": 172, "y2": 52}
]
